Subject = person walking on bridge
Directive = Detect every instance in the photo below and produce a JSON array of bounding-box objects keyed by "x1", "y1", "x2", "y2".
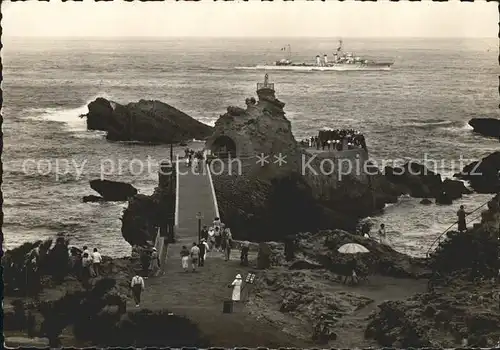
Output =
[
  {"x1": 180, "y1": 246, "x2": 190, "y2": 272},
  {"x1": 190, "y1": 242, "x2": 200, "y2": 272},
  {"x1": 197, "y1": 239, "x2": 207, "y2": 267}
]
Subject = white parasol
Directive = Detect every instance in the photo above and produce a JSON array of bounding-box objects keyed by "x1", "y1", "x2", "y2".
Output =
[{"x1": 337, "y1": 243, "x2": 370, "y2": 254}]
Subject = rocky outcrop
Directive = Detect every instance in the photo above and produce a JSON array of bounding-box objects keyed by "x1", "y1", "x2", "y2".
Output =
[
  {"x1": 365, "y1": 194, "x2": 500, "y2": 348},
  {"x1": 89, "y1": 179, "x2": 138, "y2": 201},
  {"x1": 214, "y1": 172, "x2": 372, "y2": 242},
  {"x1": 82, "y1": 97, "x2": 212, "y2": 143},
  {"x1": 469, "y1": 118, "x2": 500, "y2": 138},
  {"x1": 429, "y1": 193, "x2": 500, "y2": 278},
  {"x1": 210, "y1": 81, "x2": 407, "y2": 241},
  {"x1": 455, "y1": 151, "x2": 500, "y2": 193},
  {"x1": 294, "y1": 230, "x2": 430, "y2": 279},
  {"x1": 121, "y1": 191, "x2": 164, "y2": 247},
  {"x1": 250, "y1": 269, "x2": 374, "y2": 343},
  {"x1": 365, "y1": 277, "x2": 500, "y2": 348},
  {"x1": 384, "y1": 161, "x2": 472, "y2": 203}
]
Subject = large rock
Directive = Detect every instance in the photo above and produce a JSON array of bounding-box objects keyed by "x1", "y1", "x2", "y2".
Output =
[
  {"x1": 90, "y1": 179, "x2": 138, "y2": 201},
  {"x1": 365, "y1": 278, "x2": 500, "y2": 348},
  {"x1": 251, "y1": 269, "x2": 374, "y2": 343},
  {"x1": 384, "y1": 161, "x2": 471, "y2": 203},
  {"x1": 294, "y1": 230, "x2": 431, "y2": 279},
  {"x1": 469, "y1": 118, "x2": 500, "y2": 138},
  {"x1": 210, "y1": 80, "x2": 405, "y2": 242},
  {"x1": 429, "y1": 193, "x2": 500, "y2": 277},
  {"x1": 83, "y1": 97, "x2": 212, "y2": 144},
  {"x1": 455, "y1": 151, "x2": 500, "y2": 193},
  {"x1": 121, "y1": 189, "x2": 168, "y2": 246}
]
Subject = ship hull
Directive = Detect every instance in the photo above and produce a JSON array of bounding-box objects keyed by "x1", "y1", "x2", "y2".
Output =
[{"x1": 237, "y1": 64, "x2": 392, "y2": 71}]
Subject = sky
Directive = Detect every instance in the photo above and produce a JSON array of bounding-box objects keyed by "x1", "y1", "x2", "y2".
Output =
[{"x1": 2, "y1": 0, "x2": 498, "y2": 38}]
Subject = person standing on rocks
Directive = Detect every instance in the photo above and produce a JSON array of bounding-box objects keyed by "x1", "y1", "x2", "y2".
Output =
[
  {"x1": 190, "y1": 242, "x2": 200, "y2": 272},
  {"x1": 81, "y1": 253, "x2": 93, "y2": 286},
  {"x1": 180, "y1": 246, "x2": 190, "y2": 272},
  {"x1": 457, "y1": 205, "x2": 468, "y2": 232},
  {"x1": 378, "y1": 224, "x2": 388, "y2": 245},
  {"x1": 91, "y1": 248, "x2": 102, "y2": 276},
  {"x1": 82, "y1": 245, "x2": 95, "y2": 277},
  {"x1": 130, "y1": 273, "x2": 145, "y2": 307}
]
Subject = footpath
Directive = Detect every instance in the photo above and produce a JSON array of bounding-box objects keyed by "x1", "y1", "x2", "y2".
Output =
[{"x1": 128, "y1": 157, "x2": 308, "y2": 347}]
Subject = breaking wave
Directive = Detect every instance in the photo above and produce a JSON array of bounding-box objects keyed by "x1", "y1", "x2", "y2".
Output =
[{"x1": 24, "y1": 93, "x2": 113, "y2": 136}]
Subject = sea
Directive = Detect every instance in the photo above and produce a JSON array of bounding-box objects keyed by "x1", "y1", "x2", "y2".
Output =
[{"x1": 2, "y1": 37, "x2": 499, "y2": 257}]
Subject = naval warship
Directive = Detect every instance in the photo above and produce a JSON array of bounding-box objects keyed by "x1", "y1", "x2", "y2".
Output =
[{"x1": 240, "y1": 40, "x2": 394, "y2": 71}]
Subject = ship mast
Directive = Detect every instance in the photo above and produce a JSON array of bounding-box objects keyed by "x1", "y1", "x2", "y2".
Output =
[
  {"x1": 337, "y1": 39, "x2": 343, "y2": 53},
  {"x1": 287, "y1": 44, "x2": 292, "y2": 61}
]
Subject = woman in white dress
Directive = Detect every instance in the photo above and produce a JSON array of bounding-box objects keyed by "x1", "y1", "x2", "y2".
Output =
[
  {"x1": 230, "y1": 274, "x2": 243, "y2": 301},
  {"x1": 208, "y1": 227, "x2": 215, "y2": 250}
]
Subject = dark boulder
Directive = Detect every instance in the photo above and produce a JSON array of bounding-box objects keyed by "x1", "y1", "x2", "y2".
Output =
[
  {"x1": 82, "y1": 98, "x2": 213, "y2": 144},
  {"x1": 420, "y1": 198, "x2": 432, "y2": 205},
  {"x1": 469, "y1": 118, "x2": 500, "y2": 138},
  {"x1": 384, "y1": 161, "x2": 470, "y2": 204},
  {"x1": 83, "y1": 195, "x2": 105, "y2": 203},
  {"x1": 455, "y1": 151, "x2": 500, "y2": 193},
  {"x1": 90, "y1": 180, "x2": 138, "y2": 201},
  {"x1": 121, "y1": 192, "x2": 164, "y2": 247},
  {"x1": 441, "y1": 179, "x2": 472, "y2": 199}
]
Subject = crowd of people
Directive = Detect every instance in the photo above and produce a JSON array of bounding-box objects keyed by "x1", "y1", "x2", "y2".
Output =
[
  {"x1": 184, "y1": 148, "x2": 205, "y2": 170},
  {"x1": 130, "y1": 216, "x2": 250, "y2": 307},
  {"x1": 300, "y1": 128, "x2": 367, "y2": 151},
  {"x1": 179, "y1": 217, "x2": 250, "y2": 273},
  {"x1": 69, "y1": 245, "x2": 104, "y2": 286}
]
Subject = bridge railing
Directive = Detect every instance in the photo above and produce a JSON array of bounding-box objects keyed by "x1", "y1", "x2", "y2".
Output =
[{"x1": 257, "y1": 82, "x2": 274, "y2": 90}]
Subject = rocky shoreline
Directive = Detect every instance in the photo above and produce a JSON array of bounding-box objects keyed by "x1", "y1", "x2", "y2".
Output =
[{"x1": 4, "y1": 192, "x2": 500, "y2": 347}]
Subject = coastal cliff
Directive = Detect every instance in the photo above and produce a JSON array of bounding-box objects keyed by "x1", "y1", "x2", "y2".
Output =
[{"x1": 82, "y1": 97, "x2": 213, "y2": 143}]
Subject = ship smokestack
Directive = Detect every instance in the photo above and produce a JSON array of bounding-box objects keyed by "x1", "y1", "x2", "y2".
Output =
[
  {"x1": 323, "y1": 54, "x2": 328, "y2": 64},
  {"x1": 316, "y1": 55, "x2": 321, "y2": 66}
]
